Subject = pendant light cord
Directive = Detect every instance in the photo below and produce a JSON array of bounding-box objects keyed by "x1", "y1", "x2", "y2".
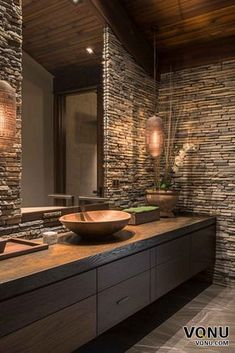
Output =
[
  {"x1": 153, "y1": 29, "x2": 158, "y2": 114},
  {"x1": 153, "y1": 27, "x2": 160, "y2": 189}
]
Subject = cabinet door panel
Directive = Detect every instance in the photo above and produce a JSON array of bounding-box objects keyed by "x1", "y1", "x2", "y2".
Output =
[
  {"x1": 151, "y1": 256, "x2": 190, "y2": 301},
  {"x1": 98, "y1": 250, "x2": 150, "y2": 291},
  {"x1": 98, "y1": 271, "x2": 150, "y2": 334},
  {"x1": 190, "y1": 225, "x2": 216, "y2": 276},
  {"x1": 150, "y1": 235, "x2": 190, "y2": 267},
  {"x1": 0, "y1": 296, "x2": 96, "y2": 353},
  {"x1": 0, "y1": 269, "x2": 96, "y2": 338}
]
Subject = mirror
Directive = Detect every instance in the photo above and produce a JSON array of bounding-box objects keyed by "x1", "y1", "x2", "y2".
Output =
[{"x1": 21, "y1": 0, "x2": 104, "y2": 210}]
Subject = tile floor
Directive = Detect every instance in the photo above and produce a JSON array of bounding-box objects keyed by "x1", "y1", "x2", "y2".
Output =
[{"x1": 75, "y1": 279, "x2": 234, "y2": 353}]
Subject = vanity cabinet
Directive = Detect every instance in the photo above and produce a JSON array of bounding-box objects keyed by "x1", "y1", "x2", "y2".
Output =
[{"x1": 0, "y1": 220, "x2": 215, "y2": 353}]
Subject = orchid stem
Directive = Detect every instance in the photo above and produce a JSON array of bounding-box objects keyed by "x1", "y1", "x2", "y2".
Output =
[{"x1": 153, "y1": 157, "x2": 160, "y2": 190}]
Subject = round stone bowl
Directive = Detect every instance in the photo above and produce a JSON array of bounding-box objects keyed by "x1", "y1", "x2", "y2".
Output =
[{"x1": 59, "y1": 210, "x2": 131, "y2": 241}]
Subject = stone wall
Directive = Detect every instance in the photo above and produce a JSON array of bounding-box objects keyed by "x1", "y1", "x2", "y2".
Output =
[
  {"x1": 158, "y1": 60, "x2": 235, "y2": 286},
  {"x1": 0, "y1": 211, "x2": 64, "y2": 239},
  {"x1": 0, "y1": 207, "x2": 78, "y2": 239},
  {"x1": 103, "y1": 27, "x2": 155, "y2": 208},
  {"x1": 0, "y1": 0, "x2": 22, "y2": 225}
]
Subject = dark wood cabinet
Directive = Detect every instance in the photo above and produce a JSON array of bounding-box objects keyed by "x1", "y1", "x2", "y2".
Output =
[{"x1": 0, "y1": 221, "x2": 215, "y2": 353}]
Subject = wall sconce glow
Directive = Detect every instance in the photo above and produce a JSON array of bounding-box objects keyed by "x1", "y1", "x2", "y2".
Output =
[
  {"x1": 145, "y1": 115, "x2": 165, "y2": 158},
  {"x1": 0, "y1": 80, "x2": 16, "y2": 151},
  {"x1": 86, "y1": 47, "x2": 94, "y2": 54}
]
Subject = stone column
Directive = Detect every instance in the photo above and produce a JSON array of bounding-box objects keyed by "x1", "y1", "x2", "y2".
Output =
[{"x1": 0, "y1": 0, "x2": 22, "y2": 225}]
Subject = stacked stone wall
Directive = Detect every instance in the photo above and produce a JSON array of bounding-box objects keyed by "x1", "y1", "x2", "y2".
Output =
[
  {"x1": 159, "y1": 61, "x2": 235, "y2": 285},
  {"x1": 103, "y1": 27, "x2": 155, "y2": 208},
  {"x1": 0, "y1": 0, "x2": 22, "y2": 225}
]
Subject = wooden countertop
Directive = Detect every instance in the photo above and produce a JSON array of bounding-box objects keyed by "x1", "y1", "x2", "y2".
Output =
[{"x1": 0, "y1": 215, "x2": 215, "y2": 301}]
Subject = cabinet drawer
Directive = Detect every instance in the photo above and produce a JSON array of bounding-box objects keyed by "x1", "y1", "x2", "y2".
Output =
[
  {"x1": 191, "y1": 225, "x2": 216, "y2": 276},
  {"x1": 151, "y1": 235, "x2": 190, "y2": 267},
  {"x1": 0, "y1": 295, "x2": 96, "y2": 353},
  {"x1": 151, "y1": 255, "x2": 190, "y2": 301},
  {"x1": 98, "y1": 250, "x2": 150, "y2": 291},
  {"x1": 0, "y1": 269, "x2": 96, "y2": 338},
  {"x1": 98, "y1": 271, "x2": 150, "y2": 334}
]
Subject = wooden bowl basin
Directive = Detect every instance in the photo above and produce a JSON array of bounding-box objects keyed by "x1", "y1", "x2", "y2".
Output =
[{"x1": 59, "y1": 210, "x2": 131, "y2": 240}]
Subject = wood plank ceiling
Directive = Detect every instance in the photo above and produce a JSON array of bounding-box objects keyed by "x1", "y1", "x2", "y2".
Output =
[
  {"x1": 123, "y1": 0, "x2": 235, "y2": 48},
  {"x1": 22, "y1": 0, "x2": 103, "y2": 75},
  {"x1": 22, "y1": 0, "x2": 235, "y2": 74},
  {"x1": 122, "y1": 0, "x2": 235, "y2": 69}
]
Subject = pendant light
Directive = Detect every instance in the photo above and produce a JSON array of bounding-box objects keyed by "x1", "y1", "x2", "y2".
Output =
[
  {"x1": 146, "y1": 115, "x2": 164, "y2": 158},
  {"x1": 0, "y1": 80, "x2": 16, "y2": 151},
  {"x1": 145, "y1": 29, "x2": 164, "y2": 158}
]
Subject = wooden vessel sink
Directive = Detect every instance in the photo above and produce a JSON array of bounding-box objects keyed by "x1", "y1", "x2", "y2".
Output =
[{"x1": 59, "y1": 210, "x2": 131, "y2": 240}]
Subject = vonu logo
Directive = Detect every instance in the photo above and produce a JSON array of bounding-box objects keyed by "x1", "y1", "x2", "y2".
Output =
[{"x1": 184, "y1": 326, "x2": 229, "y2": 339}]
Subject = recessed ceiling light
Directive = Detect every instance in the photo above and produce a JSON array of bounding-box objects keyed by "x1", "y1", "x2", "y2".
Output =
[
  {"x1": 72, "y1": 0, "x2": 83, "y2": 5},
  {"x1": 86, "y1": 47, "x2": 94, "y2": 54}
]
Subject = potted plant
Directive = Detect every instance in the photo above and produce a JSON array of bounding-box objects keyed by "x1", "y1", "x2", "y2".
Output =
[{"x1": 146, "y1": 142, "x2": 196, "y2": 217}]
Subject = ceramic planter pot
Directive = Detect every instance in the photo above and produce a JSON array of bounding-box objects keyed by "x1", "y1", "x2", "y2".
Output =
[{"x1": 146, "y1": 190, "x2": 179, "y2": 218}]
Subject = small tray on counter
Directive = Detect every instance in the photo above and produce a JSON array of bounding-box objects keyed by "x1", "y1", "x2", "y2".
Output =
[
  {"x1": 123, "y1": 206, "x2": 160, "y2": 225},
  {"x1": 0, "y1": 238, "x2": 48, "y2": 261}
]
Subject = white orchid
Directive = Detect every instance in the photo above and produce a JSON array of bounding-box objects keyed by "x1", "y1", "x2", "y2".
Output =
[{"x1": 172, "y1": 143, "x2": 197, "y2": 173}]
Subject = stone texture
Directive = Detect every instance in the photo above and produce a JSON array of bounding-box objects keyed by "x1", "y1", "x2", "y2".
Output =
[
  {"x1": 103, "y1": 27, "x2": 155, "y2": 208},
  {"x1": 158, "y1": 60, "x2": 235, "y2": 286},
  {"x1": 0, "y1": 205, "x2": 65, "y2": 241},
  {"x1": 0, "y1": 0, "x2": 22, "y2": 225},
  {"x1": 0, "y1": 213, "x2": 65, "y2": 239}
]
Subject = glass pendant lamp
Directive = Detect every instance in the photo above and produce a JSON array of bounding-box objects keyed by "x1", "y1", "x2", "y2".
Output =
[{"x1": 146, "y1": 115, "x2": 164, "y2": 157}]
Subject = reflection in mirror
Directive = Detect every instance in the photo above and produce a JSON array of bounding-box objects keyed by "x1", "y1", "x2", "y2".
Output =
[
  {"x1": 66, "y1": 90, "x2": 98, "y2": 198},
  {"x1": 20, "y1": 0, "x2": 104, "y2": 211},
  {"x1": 21, "y1": 53, "x2": 54, "y2": 207}
]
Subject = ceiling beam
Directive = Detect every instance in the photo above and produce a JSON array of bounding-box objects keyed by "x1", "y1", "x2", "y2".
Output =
[{"x1": 87, "y1": 0, "x2": 153, "y2": 74}]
